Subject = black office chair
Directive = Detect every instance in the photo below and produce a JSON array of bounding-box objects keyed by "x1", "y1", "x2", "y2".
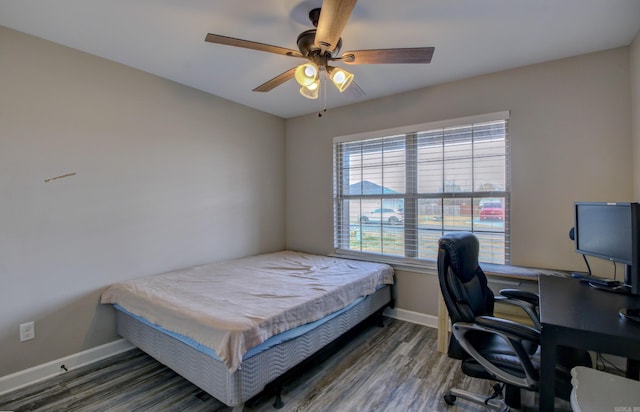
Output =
[{"x1": 437, "y1": 232, "x2": 592, "y2": 411}]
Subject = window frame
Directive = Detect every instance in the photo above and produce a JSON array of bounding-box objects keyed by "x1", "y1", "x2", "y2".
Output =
[{"x1": 333, "y1": 111, "x2": 510, "y2": 265}]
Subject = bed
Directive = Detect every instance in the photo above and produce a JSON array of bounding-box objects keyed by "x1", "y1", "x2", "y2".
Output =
[{"x1": 100, "y1": 250, "x2": 394, "y2": 410}]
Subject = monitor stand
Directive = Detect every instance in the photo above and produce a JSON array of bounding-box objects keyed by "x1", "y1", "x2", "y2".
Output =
[
  {"x1": 588, "y1": 282, "x2": 632, "y2": 295},
  {"x1": 619, "y1": 307, "x2": 640, "y2": 323}
]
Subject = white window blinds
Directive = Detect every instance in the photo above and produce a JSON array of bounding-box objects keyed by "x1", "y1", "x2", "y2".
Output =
[{"x1": 333, "y1": 112, "x2": 510, "y2": 264}]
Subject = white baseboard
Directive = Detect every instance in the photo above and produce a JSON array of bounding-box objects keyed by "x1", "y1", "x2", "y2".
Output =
[
  {"x1": 384, "y1": 307, "x2": 438, "y2": 329},
  {"x1": 0, "y1": 339, "x2": 134, "y2": 396}
]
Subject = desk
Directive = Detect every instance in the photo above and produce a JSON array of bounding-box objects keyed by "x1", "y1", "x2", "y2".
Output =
[{"x1": 539, "y1": 275, "x2": 640, "y2": 411}]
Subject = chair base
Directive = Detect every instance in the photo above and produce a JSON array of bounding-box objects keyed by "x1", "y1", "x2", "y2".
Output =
[{"x1": 444, "y1": 387, "x2": 510, "y2": 412}]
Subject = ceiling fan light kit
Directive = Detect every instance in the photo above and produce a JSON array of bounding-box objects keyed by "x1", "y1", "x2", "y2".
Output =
[
  {"x1": 294, "y1": 62, "x2": 319, "y2": 87},
  {"x1": 300, "y1": 80, "x2": 320, "y2": 99},
  {"x1": 204, "y1": 0, "x2": 434, "y2": 108},
  {"x1": 327, "y1": 66, "x2": 353, "y2": 92}
]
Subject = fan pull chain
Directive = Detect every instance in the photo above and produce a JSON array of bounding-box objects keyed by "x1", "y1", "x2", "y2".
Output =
[{"x1": 319, "y1": 75, "x2": 327, "y2": 117}]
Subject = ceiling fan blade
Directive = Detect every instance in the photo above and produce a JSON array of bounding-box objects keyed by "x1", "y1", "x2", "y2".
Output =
[
  {"x1": 341, "y1": 47, "x2": 435, "y2": 64},
  {"x1": 205, "y1": 33, "x2": 304, "y2": 58},
  {"x1": 314, "y1": 0, "x2": 358, "y2": 53},
  {"x1": 252, "y1": 67, "x2": 297, "y2": 92}
]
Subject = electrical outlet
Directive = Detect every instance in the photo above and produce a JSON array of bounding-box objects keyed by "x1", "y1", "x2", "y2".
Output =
[{"x1": 20, "y1": 321, "x2": 35, "y2": 342}]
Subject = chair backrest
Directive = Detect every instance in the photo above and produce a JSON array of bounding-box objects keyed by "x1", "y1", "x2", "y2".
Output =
[{"x1": 438, "y1": 232, "x2": 495, "y2": 358}]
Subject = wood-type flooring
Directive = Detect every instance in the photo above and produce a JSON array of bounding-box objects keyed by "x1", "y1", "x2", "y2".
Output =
[{"x1": 0, "y1": 318, "x2": 571, "y2": 411}]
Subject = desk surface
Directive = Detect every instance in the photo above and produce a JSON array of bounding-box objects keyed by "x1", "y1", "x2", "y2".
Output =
[
  {"x1": 539, "y1": 275, "x2": 640, "y2": 357},
  {"x1": 539, "y1": 275, "x2": 640, "y2": 411}
]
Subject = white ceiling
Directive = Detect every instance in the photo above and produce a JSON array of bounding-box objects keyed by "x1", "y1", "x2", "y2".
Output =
[{"x1": 1, "y1": 0, "x2": 639, "y2": 119}]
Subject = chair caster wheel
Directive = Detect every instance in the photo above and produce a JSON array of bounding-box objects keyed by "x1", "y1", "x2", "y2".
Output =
[{"x1": 444, "y1": 393, "x2": 457, "y2": 405}]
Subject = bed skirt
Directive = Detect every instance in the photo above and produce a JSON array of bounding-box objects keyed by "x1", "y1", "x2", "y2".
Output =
[{"x1": 115, "y1": 285, "x2": 392, "y2": 407}]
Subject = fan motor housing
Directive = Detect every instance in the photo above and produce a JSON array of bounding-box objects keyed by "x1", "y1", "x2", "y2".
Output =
[{"x1": 297, "y1": 29, "x2": 342, "y2": 58}]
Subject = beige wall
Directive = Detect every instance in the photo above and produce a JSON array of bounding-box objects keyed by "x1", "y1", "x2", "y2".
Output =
[
  {"x1": 0, "y1": 26, "x2": 286, "y2": 376},
  {"x1": 286, "y1": 47, "x2": 633, "y2": 317}
]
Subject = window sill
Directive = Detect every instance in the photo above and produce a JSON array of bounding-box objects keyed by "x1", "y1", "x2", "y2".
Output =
[
  {"x1": 330, "y1": 250, "x2": 437, "y2": 275},
  {"x1": 331, "y1": 250, "x2": 568, "y2": 281}
]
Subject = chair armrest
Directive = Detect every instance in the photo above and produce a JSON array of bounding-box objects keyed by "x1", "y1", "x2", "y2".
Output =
[
  {"x1": 499, "y1": 289, "x2": 539, "y2": 306},
  {"x1": 452, "y1": 319, "x2": 540, "y2": 389},
  {"x1": 475, "y1": 315, "x2": 540, "y2": 343},
  {"x1": 495, "y1": 289, "x2": 541, "y2": 330}
]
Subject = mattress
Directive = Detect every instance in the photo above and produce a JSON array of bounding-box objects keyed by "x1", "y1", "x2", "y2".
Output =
[
  {"x1": 112, "y1": 290, "x2": 372, "y2": 363},
  {"x1": 102, "y1": 250, "x2": 394, "y2": 372}
]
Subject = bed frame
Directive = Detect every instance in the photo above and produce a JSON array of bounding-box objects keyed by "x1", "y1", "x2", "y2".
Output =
[{"x1": 115, "y1": 285, "x2": 392, "y2": 410}]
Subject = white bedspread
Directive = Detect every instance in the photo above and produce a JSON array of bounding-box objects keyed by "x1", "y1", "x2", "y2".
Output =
[{"x1": 101, "y1": 251, "x2": 393, "y2": 372}]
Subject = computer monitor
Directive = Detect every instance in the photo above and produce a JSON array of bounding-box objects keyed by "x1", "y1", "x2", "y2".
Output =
[{"x1": 574, "y1": 202, "x2": 640, "y2": 295}]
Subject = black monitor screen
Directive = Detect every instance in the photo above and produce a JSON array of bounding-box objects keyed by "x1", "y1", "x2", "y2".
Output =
[{"x1": 575, "y1": 202, "x2": 633, "y2": 265}]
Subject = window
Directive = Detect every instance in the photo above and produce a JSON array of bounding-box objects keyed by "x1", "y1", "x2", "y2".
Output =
[{"x1": 333, "y1": 112, "x2": 510, "y2": 264}]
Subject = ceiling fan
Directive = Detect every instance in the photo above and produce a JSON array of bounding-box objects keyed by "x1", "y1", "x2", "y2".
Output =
[{"x1": 204, "y1": 0, "x2": 434, "y2": 101}]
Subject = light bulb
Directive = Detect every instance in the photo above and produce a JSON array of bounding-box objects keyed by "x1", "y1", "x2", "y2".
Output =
[
  {"x1": 299, "y1": 80, "x2": 319, "y2": 99},
  {"x1": 329, "y1": 67, "x2": 354, "y2": 92},
  {"x1": 295, "y1": 63, "x2": 319, "y2": 87}
]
